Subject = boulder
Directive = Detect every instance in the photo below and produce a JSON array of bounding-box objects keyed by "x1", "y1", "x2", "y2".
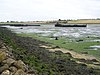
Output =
[
  {"x1": 14, "y1": 69, "x2": 26, "y2": 75},
  {"x1": 1, "y1": 70, "x2": 10, "y2": 75},
  {"x1": 91, "y1": 59, "x2": 98, "y2": 62},
  {"x1": 0, "y1": 42, "x2": 3, "y2": 48},
  {"x1": 9, "y1": 66, "x2": 17, "y2": 74},
  {"x1": 3, "y1": 58, "x2": 15, "y2": 66},
  {"x1": 0, "y1": 51, "x2": 7, "y2": 62},
  {"x1": 0, "y1": 64, "x2": 9, "y2": 73},
  {"x1": 78, "y1": 58, "x2": 86, "y2": 62},
  {"x1": 13, "y1": 60, "x2": 27, "y2": 71}
]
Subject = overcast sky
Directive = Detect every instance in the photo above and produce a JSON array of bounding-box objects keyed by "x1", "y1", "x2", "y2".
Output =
[{"x1": 0, "y1": 0, "x2": 100, "y2": 21}]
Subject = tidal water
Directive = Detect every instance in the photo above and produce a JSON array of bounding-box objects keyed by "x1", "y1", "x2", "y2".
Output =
[
  {"x1": 3, "y1": 24, "x2": 100, "y2": 38},
  {"x1": 1, "y1": 24, "x2": 100, "y2": 50}
]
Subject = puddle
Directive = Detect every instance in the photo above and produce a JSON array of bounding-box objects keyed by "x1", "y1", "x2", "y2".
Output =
[{"x1": 88, "y1": 45, "x2": 100, "y2": 50}]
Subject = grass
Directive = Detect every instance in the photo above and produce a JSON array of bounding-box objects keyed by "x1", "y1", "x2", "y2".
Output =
[
  {"x1": 68, "y1": 20, "x2": 100, "y2": 24},
  {"x1": 18, "y1": 33, "x2": 100, "y2": 60}
]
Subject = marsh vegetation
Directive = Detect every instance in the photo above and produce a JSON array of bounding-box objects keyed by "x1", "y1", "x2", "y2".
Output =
[{"x1": 3, "y1": 24, "x2": 100, "y2": 60}]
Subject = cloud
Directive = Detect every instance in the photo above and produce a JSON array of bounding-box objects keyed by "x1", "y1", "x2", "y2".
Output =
[{"x1": 0, "y1": 0, "x2": 100, "y2": 21}]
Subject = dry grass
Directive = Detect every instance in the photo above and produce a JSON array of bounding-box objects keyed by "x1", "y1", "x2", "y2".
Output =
[{"x1": 68, "y1": 20, "x2": 100, "y2": 24}]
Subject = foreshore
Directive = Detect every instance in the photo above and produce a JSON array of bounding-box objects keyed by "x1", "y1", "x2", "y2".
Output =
[{"x1": 0, "y1": 27, "x2": 100, "y2": 75}]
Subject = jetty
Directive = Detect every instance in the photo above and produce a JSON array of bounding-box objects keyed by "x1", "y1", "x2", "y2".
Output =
[
  {"x1": 0, "y1": 24, "x2": 40, "y2": 27},
  {"x1": 55, "y1": 22, "x2": 87, "y2": 27}
]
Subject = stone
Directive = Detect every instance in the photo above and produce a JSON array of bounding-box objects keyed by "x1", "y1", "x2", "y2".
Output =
[
  {"x1": 81, "y1": 51, "x2": 88, "y2": 54},
  {"x1": 91, "y1": 59, "x2": 98, "y2": 62},
  {"x1": 0, "y1": 64, "x2": 9, "y2": 73},
  {"x1": 3, "y1": 58, "x2": 15, "y2": 66},
  {"x1": 0, "y1": 51, "x2": 7, "y2": 62},
  {"x1": 14, "y1": 69, "x2": 26, "y2": 75},
  {"x1": 26, "y1": 74, "x2": 35, "y2": 75},
  {"x1": 0, "y1": 42, "x2": 3, "y2": 48},
  {"x1": 13, "y1": 60, "x2": 27, "y2": 71},
  {"x1": 55, "y1": 51, "x2": 63, "y2": 55},
  {"x1": 1, "y1": 70, "x2": 10, "y2": 75},
  {"x1": 65, "y1": 52, "x2": 72, "y2": 57},
  {"x1": 78, "y1": 58, "x2": 86, "y2": 62},
  {"x1": 9, "y1": 66, "x2": 17, "y2": 74}
]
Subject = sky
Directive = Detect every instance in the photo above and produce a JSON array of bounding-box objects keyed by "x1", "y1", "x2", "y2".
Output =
[{"x1": 0, "y1": 0, "x2": 100, "y2": 21}]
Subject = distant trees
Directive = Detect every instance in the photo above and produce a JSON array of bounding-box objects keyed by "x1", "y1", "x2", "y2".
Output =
[
  {"x1": 58, "y1": 19, "x2": 67, "y2": 23},
  {"x1": 7, "y1": 21, "x2": 9, "y2": 23},
  {"x1": 6, "y1": 21, "x2": 19, "y2": 23}
]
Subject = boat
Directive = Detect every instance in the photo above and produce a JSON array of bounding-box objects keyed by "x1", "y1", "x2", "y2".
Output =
[{"x1": 55, "y1": 22, "x2": 87, "y2": 27}]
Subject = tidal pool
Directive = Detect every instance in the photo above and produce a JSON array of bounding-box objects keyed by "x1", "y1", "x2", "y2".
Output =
[{"x1": 87, "y1": 45, "x2": 100, "y2": 50}]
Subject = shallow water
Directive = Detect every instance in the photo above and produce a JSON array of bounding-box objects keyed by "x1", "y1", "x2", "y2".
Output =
[
  {"x1": 2, "y1": 24, "x2": 100, "y2": 39},
  {"x1": 89, "y1": 45, "x2": 100, "y2": 50}
]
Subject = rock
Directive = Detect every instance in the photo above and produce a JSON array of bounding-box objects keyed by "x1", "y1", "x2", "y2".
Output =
[
  {"x1": 52, "y1": 46, "x2": 60, "y2": 49},
  {"x1": 81, "y1": 51, "x2": 88, "y2": 54},
  {"x1": 26, "y1": 74, "x2": 35, "y2": 75},
  {"x1": 13, "y1": 60, "x2": 27, "y2": 71},
  {"x1": 65, "y1": 52, "x2": 72, "y2": 57},
  {"x1": 93, "y1": 63, "x2": 100, "y2": 66},
  {"x1": 14, "y1": 69, "x2": 27, "y2": 75},
  {"x1": 91, "y1": 59, "x2": 98, "y2": 62},
  {"x1": 0, "y1": 64, "x2": 9, "y2": 73},
  {"x1": 78, "y1": 58, "x2": 86, "y2": 62},
  {"x1": 9, "y1": 66, "x2": 17, "y2": 74},
  {"x1": 0, "y1": 51, "x2": 7, "y2": 62},
  {"x1": 55, "y1": 51, "x2": 63, "y2": 55},
  {"x1": 1, "y1": 70, "x2": 10, "y2": 75},
  {"x1": 0, "y1": 42, "x2": 3, "y2": 48},
  {"x1": 3, "y1": 58, "x2": 15, "y2": 66},
  {"x1": 55, "y1": 37, "x2": 58, "y2": 40}
]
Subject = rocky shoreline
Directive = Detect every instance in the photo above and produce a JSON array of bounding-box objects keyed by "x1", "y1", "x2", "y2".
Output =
[
  {"x1": 0, "y1": 27, "x2": 100, "y2": 75},
  {"x1": 0, "y1": 39, "x2": 35, "y2": 75}
]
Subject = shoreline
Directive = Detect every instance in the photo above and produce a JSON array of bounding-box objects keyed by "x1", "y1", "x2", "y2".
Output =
[{"x1": 1, "y1": 19, "x2": 100, "y2": 25}]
